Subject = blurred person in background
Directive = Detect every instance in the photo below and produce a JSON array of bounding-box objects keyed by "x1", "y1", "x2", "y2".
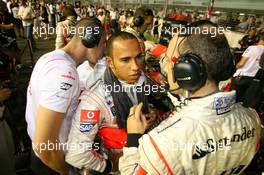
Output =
[
  {"x1": 55, "y1": 4, "x2": 77, "y2": 49},
  {"x1": 232, "y1": 32, "x2": 264, "y2": 102},
  {"x1": 10, "y1": 2, "x2": 24, "y2": 38},
  {"x1": 239, "y1": 27, "x2": 258, "y2": 50},
  {"x1": 0, "y1": 84, "x2": 15, "y2": 175},
  {"x1": 110, "y1": 7, "x2": 119, "y2": 21},
  {"x1": 40, "y1": 4, "x2": 49, "y2": 40},
  {"x1": 236, "y1": 16, "x2": 249, "y2": 33},
  {"x1": 18, "y1": 0, "x2": 36, "y2": 52},
  {"x1": 124, "y1": 7, "x2": 154, "y2": 52},
  {"x1": 119, "y1": 10, "x2": 128, "y2": 30}
]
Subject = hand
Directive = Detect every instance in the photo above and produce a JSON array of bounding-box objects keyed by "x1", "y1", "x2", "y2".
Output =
[
  {"x1": 0, "y1": 88, "x2": 12, "y2": 103},
  {"x1": 145, "y1": 108, "x2": 159, "y2": 129},
  {"x1": 127, "y1": 103, "x2": 148, "y2": 134}
]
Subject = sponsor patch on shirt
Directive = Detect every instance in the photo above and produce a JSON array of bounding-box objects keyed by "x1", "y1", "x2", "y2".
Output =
[
  {"x1": 61, "y1": 71, "x2": 76, "y2": 80},
  {"x1": 214, "y1": 96, "x2": 235, "y2": 115},
  {"x1": 60, "y1": 82, "x2": 72, "y2": 90},
  {"x1": 80, "y1": 110, "x2": 100, "y2": 123},
  {"x1": 80, "y1": 123, "x2": 95, "y2": 132}
]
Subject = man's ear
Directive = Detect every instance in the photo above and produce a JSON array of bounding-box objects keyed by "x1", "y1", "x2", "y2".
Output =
[{"x1": 106, "y1": 56, "x2": 114, "y2": 69}]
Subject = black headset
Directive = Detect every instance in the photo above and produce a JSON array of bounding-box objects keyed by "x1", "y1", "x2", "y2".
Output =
[
  {"x1": 133, "y1": 9, "x2": 153, "y2": 27},
  {"x1": 171, "y1": 20, "x2": 235, "y2": 91},
  {"x1": 81, "y1": 18, "x2": 103, "y2": 48},
  {"x1": 173, "y1": 53, "x2": 207, "y2": 91},
  {"x1": 134, "y1": 16, "x2": 145, "y2": 27},
  {"x1": 173, "y1": 52, "x2": 235, "y2": 91}
]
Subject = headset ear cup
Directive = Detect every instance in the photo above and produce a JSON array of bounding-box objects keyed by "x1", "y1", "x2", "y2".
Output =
[
  {"x1": 173, "y1": 53, "x2": 207, "y2": 91},
  {"x1": 133, "y1": 16, "x2": 144, "y2": 27},
  {"x1": 82, "y1": 35, "x2": 95, "y2": 48},
  {"x1": 82, "y1": 32, "x2": 101, "y2": 48},
  {"x1": 81, "y1": 18, "x2": 102, "y2": 48}
]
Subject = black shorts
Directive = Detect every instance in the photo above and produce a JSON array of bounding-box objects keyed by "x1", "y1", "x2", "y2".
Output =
[
  {"x1": 153, "y1": 28, "x2": 159, "y2": 35},
  {"x1": 231, "y1": 76, "x2": 253, "y2": 102}
]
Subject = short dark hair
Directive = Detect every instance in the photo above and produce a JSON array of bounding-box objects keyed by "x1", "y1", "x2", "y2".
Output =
[
  {"x1": 106, "y1": 31, "x2": 139, "y2": 58},
  {"x1": 72, "y1": 17, "x2": 105, "y2": 41},
  {"x1": 258, "y1": 32, "x2": 264, "y2": 41},
  {"x1": 63, "y1": 5, "x2": 77, "y2": 18},
  {"x1": 0, "y1": 1, "x2": 6, "y2": 9},
  {"x1": 179, "y1": 21, "x2": 234, "y2": 82},
  {"x1": 134, "y1": 7, "x2": 153, "y2": 20}
]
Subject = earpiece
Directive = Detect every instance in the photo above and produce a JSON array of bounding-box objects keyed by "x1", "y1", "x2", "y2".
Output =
[
  {"x1": 133, "y1": 15, "x2": 145, "y2": 27},
  {"x1": 133, "y1": 9, "x2": 153, "y2": 27},
  {"x1": 173, "y1": 53, "x2": 207, "y2": 91},
  {"x1": 172, "y1": 20, "x2": 234, "y2": 87},
  {"x1": 81, "y1": 18, "x2": 103, "y2": 48}
]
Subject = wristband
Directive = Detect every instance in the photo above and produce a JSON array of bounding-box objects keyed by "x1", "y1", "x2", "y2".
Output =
[{"x1": 127, "y1": 134, "x2": 142, "y2": 147}]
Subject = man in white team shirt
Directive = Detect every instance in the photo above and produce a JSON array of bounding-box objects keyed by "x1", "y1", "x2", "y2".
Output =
[
  {"x1": 26, "y1": 17, "x2": 105, "y2": 175},
  {"x1": 232, "y1": 32, "x2": 264, "y2": 102}
]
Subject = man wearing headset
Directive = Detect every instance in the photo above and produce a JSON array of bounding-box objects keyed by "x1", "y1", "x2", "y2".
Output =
[
  {"x1": 124, "y1": 7, "x2": 154, "y2": 52},
  {"x1": 25, "y1": 17, "x2": 106, "y2": 175},
  {"x1": 119, "y1": 21, "x2": 261, "y2": 174},
  {"x1": 66, "y1": 32, "x2": 157, "y2": 174}
]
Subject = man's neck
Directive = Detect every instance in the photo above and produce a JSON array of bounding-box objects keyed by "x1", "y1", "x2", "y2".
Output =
[
  {"x1": 61, "y1": 44, "x2": 81, "y2": 65},
  {"x1": 257, "y1": 40, "x2": 264, "y2": 45},
  {"x1": 88, "y1": 61, "x2": 96, "y2": 68},
  {"x1": 189, "y1": 81, "x2": 219, "y2": 98}
]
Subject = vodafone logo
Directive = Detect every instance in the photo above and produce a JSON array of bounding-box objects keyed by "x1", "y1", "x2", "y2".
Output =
[
  {"x1": 80, "y1": 110, "x2": 100, "y2": 123},
  {"x1": 87, "y1": 112, "x2": 95, "y2": 119}
]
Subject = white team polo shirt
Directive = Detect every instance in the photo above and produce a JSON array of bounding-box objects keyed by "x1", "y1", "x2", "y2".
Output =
[
  {"x1": 234, "y1": 45, "x2": 264, "y2": 77},
  {"x1": 77, "y1": 58, "x2": 106, "y2": 91},
  {"x1": 26, "y1": 50, "x2": 80, "y2": 144}
]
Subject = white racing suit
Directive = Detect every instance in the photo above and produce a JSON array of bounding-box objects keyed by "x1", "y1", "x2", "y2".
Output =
[
  {"x1": 66, "y1": 79, "x2": 124, "y2": 172},
  {"x1": 66, "y1": 76, "x2": 146, "y2": 173},
  {"x1": 119, "y1": 91, "x2": 262, "y2": 175}
]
